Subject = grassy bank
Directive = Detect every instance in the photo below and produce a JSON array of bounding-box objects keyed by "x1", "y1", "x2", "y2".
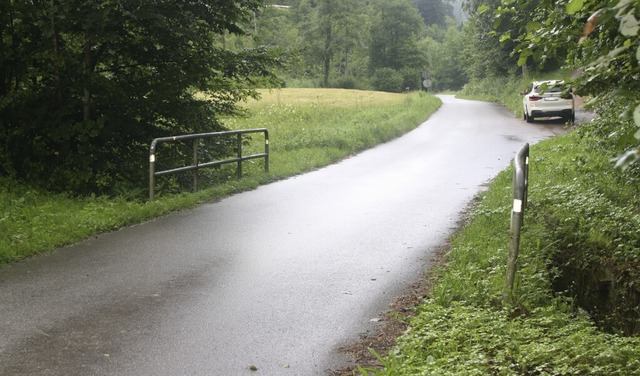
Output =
[
  {"x1": 0, "y1": 89, "x2": 440, "y2": 264},
  {"x1": 359, "y1": 80, "x2": 640, "y2": 374}
]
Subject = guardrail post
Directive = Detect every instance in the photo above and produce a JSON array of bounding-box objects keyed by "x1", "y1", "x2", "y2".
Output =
[
  {"x1": 149, "y1": 140, "x2": 158, "y2": 201},
  {"x1": 504, "y1": 143, "x2": 530, "y2": 304},
  {"x1": 192, "y1": 139, "x2": 199, "y2": 193},
  {"x1": 264, "y1": 130, "x2": 269, "y2": 172},
  {"x1": 236, "y1": 133, "x2": 243, "y2": 179}
]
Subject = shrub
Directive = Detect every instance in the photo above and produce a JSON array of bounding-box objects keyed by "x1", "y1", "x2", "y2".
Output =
[
  {"x1": 371, "y1": 68, "x2": 404, "y2": 93},
  {"x1": 332, "y1": 75, "x2": 361, "y2": 90}
]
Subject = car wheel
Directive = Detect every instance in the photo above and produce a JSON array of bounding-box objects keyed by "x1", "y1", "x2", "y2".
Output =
[{"x1": 526, "y1": 111, "x2": 534, "y2": 123}]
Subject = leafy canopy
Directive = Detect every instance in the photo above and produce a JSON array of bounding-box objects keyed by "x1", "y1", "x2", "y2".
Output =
[
  {"x1": 0, "y1": 0, "x2": 286, "y2": 194},
  {"x1": 494, "y1": 0, "x2": 640, "y2": 169}
]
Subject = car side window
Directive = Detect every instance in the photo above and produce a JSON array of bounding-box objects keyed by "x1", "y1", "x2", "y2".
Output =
[{"x1": 526, "y1": 84, "x2": 533, "y2": 94}]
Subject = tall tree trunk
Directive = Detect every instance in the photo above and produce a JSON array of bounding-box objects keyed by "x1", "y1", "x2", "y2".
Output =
[
  {"x1": 83, "y1": 38, "x2": 92, "y2": 123},
  {"x1": 50, "y1": 0, "x2": 62, "y2": 105},
  {"x1": 323, "y1": 54, "x2": 330, "y2": 87},
  {"x1": 322, "y1": 25, "x2": 332, "y2": 87}
]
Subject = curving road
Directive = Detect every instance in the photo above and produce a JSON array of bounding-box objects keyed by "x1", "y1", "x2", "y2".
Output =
[{"x1": 0, "y1": 96, "x2": 565, "y2": 375}]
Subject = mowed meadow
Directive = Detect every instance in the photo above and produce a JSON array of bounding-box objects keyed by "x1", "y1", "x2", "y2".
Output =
[{"x1": 0, "y1": 89, "x2": 441, "y2": 263}]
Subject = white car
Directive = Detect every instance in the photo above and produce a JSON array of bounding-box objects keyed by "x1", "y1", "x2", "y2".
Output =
[{"x1": 522, "y1": 80, "x2": 575, "y2": 123}]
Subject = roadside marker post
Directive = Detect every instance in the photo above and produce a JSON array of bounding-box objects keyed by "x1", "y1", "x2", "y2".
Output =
[{"x1": 504, "y1": 143, "x2": 529, "y2": 304}]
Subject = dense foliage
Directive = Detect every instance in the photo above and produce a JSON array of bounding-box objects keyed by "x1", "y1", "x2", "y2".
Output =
[
  {"x1": 462, "y1": 0, "x2": 521, "y2": 78},
  {"x1": 415, "y1": 0, "x2": 455, "y2": 26},
  {"x1": 0, "y1": 0, "x2": 285, "y2": 194},
  {"x1": 368, "y1": 0, "x2": 425, "y2": 73},
  {"x1": 241, "y1": 0, "x2": 468, "y2": 91},
  {"x1": 489, "y1": 0, "x2": 640, "y2": 168}
]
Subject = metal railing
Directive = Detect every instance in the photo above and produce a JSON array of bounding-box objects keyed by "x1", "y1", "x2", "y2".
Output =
[
  {"x1": 149, "y1": 129, "x2": 269, "y2": 200},
  {"x1": 504, "y1": 143, "x2": 530, "y2": 303}
]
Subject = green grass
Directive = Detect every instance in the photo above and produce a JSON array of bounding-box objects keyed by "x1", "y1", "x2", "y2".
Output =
[
  {"x1": 358, "y1": 79, "x2": 640, "y2": 375},
  {"x1": 0, "y1": 88, "x2": 440, "y2": 264}
]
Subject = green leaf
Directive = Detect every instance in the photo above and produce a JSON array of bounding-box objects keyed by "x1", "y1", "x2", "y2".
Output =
[
  {"x1": 619, "y1": 12, "x2": 639, "y2": 36},
  {"x1": 614, "y1": 0, "x2": 634, "y2": 13},
  {"x1": 477, "y1": 5, "x2": 490, "y2": 15},
  {"x1": 527, "y1": 21, "x2": 542, "y2": 31},
  {"x1": 566, "y1": 0, "x2": 585, "y2": 15},
  {"x1": 499, "y1": 34, "x2": 511, "y2": 43},
  {"x1": 517, "y1": 54, "x2": 528, "y2": 66},
  {"x1": 633, "y1": 104, "x2": 640, "y2": 128},
  {"x1": 637, "y1": 44, "x2": 640, "y2": 62},
  {"x1": 608, "y1": 45, "x2": 629, "y2": 57}
]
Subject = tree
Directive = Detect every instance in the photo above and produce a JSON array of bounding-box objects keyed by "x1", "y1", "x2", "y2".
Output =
[
  {"x1": 420, "y1": 21, "x2": 469, "y2": 90},
  {"x1": 298, "y1": 0, "x2": 370, "y2": 87},
  {"x1": 463, "y1": 0, "x2": 520, "y2": 78},
  {"x1": 414, "y1": 0, "x2": 455, "y2": 27},
  {"x1": 495, "y1": 0, "x2": 640, "y2": 169},
  {"x1": 369, "y1": 0, "x2": 426, "y2": 73},
  {"x1": 371, "y1": 67, "x2": 404, "y2": 92},
  {"x1": 0, "y1": 0, "x2": 285, "y2": 194}
]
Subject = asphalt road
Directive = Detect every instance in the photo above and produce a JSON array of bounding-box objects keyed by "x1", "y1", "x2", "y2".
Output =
[{"x1": 0, "y1": 95, "x2": 565, "y2": 375}]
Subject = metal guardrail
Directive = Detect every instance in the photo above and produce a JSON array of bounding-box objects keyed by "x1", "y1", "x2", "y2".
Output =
[
  {"x1": 149, "y1": 129, "x2": 269, "y2": 200},
  {"x1": 504, "y1": 143, "x2": 530, "y2": 303}
]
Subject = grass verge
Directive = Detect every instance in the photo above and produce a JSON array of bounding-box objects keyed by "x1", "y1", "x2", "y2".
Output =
[{"x1": 0, "y1": 89, "x2": 440, "y2": 264}]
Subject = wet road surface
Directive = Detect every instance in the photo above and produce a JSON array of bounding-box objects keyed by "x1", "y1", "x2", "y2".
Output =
[{"x1": 0, "y1": 96, "x2": 566, "y2": 375}]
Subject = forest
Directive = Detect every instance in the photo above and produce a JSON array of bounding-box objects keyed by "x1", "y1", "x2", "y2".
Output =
[
  {"x1": 241, "y1": 0, "x2": 468, "y2": 92},
  {"x1": 1, "y1": 0, "x2": 638, "y2": 195}
]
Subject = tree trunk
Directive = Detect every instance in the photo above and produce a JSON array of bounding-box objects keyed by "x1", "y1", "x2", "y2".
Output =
[
  {"x1": 323, "y1": 54, "x2": 330, "y2": 87},
  {"x1": 50, "y1": 0, "x2": 62, "y2": 105},
  {"x1": 322, "y1": 27, "x2": 332, "y2": 87},
  {"x1": 83, "y1": 37, "x2": 92, "y2": 123}
]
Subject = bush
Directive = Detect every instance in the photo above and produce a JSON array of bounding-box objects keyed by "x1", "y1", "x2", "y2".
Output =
[
  {"x1": 332, "y1": 76, "x2": 361, "y2": 90},
  {"x1": 577, "y1": 94, "x2": 639, "y2": 161},
  {"x1": 459, "y1": 75, "x2": 528, "y2": 115},
  {"x1": 399, "y1": 68, "x2": 422, "y2": 91},
  {"x1": 371, "y1": 68, "x2": 404, "y2": 93},
  {"x1": 528, "y1": 136, "x2": 640, "y2": 335}
]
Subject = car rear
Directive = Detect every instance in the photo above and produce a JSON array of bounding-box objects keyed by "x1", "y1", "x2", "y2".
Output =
[{"x1": 527, "y1": 81, "x2": 574, "y2": 121}]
